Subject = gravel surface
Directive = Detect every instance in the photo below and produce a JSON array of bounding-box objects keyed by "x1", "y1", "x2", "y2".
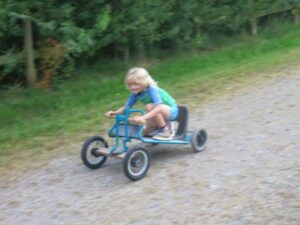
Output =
[{"x1": 1, "y1": 71, "x2": 299, "y2": 225}]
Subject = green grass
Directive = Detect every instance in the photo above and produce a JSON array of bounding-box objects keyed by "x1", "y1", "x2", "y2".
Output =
[{"x1": 1, "y1": 23, "x2": 300, "y2": 157}]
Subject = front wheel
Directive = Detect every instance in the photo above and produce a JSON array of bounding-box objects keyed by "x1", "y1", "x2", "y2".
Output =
[
  {"x1": 191, "y1": 128, "x2": 207, "y2": 152},
  {"x1": 81, "y1": 136, "x2": 108, "y2": 169},
  {"x1": 123, "y1": 145, "x2": 150, "y2": 181}
]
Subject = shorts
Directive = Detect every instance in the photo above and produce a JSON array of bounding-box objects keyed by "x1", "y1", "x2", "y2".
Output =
[{"x1": 168, "y1": 105, "x2": 179, "y2": 121}]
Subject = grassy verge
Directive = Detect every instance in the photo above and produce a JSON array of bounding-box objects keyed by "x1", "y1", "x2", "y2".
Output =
[{"x1": 1, "y1": 24, "x2": 300, "y2": 163}]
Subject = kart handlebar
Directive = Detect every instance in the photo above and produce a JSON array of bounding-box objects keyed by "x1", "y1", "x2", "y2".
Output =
[{"x1": 113, "y1": 109, "x2": 145, "y2": 123}]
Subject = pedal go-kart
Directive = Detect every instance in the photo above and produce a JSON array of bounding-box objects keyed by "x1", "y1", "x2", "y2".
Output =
[{"x1": 81, "y1": 106, "x2": 207, "y2": 181}]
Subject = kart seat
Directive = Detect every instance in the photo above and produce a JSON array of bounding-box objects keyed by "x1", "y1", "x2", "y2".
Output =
[{"x1": 173, "y1": 106, "x2": 188, "y2": 140}]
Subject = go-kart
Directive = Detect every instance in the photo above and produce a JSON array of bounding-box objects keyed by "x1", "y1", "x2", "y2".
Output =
[{"x1": 81, "y1": 106, "x2": 207, "y2": 181}]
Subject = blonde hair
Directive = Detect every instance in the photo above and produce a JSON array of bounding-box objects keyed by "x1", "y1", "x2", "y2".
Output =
[{"x1": 125, "y1": 67, "x2": 157, "y2": 88}]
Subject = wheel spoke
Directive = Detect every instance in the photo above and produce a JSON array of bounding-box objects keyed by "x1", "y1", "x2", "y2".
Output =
[{"x1": 197, "y1": 132, "x2": 205, "y2": 145}]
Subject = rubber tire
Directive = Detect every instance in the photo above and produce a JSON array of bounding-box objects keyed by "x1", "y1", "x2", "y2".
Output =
[
  {"x1": 81, "y1": 136, "x2": 108, "y2": 169},
  {"x1": 191, "y1": 128, "x2": 207, "y2": 152},
  {"x1": 123, "y1": 145, "x2": 150, "y2": 181}
]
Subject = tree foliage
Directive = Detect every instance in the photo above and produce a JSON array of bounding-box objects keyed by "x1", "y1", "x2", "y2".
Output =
[{"x1": 1, "y1": 0, "x2": 299, "y2": 88}]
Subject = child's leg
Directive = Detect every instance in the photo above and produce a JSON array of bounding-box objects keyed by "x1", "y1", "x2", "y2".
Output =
[
  {"x1": 145, "y1": 103, "x2": 171, "y2": 129},
  {"x1": 148, "y1": 104, "x2": 174, "y2": 140},
  {"x1": 142, "y1": 117, "x2": 157, "y2": 135},
  {"x1": 143, "y1": 104, "x2": 159, "y2": 135}
]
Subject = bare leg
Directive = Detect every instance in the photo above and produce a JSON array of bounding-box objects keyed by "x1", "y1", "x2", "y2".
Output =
[
  {"x1": 142, "y1": 118, "x2": 157, "y2": 135},
  {"x1": 143, "y1": 104, "x2": 158, "y2": 135},
  {"x1": 143, "y1": 103, "x2": 171, "y2": 135}
]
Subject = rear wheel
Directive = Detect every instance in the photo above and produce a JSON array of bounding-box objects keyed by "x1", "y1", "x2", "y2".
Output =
[
  {"x1": 191, "y1": 128, "x2": 207, "y2": 152},
  {"x1": 81, "y1": 136, "x2": 108, "y2": 169},
  {"x1": 123, "y1": 145, "x2": 150, "y2": 181}
]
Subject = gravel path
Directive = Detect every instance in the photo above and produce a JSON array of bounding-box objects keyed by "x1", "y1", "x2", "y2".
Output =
[{"x1": 1, "y1": 72, "x2": 299, "y2": 225}]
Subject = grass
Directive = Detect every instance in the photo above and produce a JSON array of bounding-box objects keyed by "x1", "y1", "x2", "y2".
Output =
[{"x1": 1, "y1": 23, "x2": 300, "y2": 160}]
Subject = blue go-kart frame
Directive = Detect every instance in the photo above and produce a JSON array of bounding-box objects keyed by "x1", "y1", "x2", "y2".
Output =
[{"x1": 81, "y1": 106, "x2": 207, "y2": 181}]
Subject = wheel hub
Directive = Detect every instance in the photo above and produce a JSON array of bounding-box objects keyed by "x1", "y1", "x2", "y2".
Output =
[
  {"x1": 91, "y1": 148, "x2": 100, "y2": 157},
  {"x1": 131, "y1": 157, "x2": 142, "y2": 167}
]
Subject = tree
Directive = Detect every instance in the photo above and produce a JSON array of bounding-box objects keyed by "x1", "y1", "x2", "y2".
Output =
[
  {"x1": 107, "y1": 0, "x2": 173, "y2": 62},
  {"x1": 1, "y1": 0, "x2": 112, "y2": 88},
  {"x1": 281, "y1": 0, "x2": 300, "y2": 24},
  {"x1": 23, "y1": 17, "x2": 37, "y2": 87},
  {"x1": 1, "y1": 0, "x2": 299, "y2": 89}
]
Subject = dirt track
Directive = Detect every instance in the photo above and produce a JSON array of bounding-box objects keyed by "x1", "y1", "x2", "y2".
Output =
[{"x1": 1, "y1": 71, "x2": 299, "y2": 225}]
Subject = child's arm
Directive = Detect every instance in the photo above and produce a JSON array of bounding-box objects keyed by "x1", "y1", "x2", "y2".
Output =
[
  {"x1": 114, "y1": 106, "x2": 125, "y2": 114},
  {"x1": 105, "y1": 106, "x2": 125, "y2": 118},
  {"x1": 105, "y1": 94, "x2": 137, "y2": 118}
]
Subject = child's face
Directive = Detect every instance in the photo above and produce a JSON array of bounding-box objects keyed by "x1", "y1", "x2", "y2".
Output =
[{"x1": 127, "y1": 80, "x2": 144, "y2": 94}]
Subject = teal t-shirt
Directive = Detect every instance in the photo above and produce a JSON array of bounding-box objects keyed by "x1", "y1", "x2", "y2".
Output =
[{"x1": 125, "y1": 85, "x2": 176, "y2": 108}]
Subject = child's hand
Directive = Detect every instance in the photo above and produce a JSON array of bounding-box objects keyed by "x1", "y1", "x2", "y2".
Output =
[
  {"x1": 105, "y1": 111, "x2": 115, "y2": 118},
  {"x1": 129, "y1": 116, "x2": 145, "y2": 124}
]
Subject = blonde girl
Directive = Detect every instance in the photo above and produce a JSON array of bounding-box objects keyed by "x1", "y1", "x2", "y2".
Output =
[{"x1": 105, "y1": 67, "x2": 178, "y2": 140}]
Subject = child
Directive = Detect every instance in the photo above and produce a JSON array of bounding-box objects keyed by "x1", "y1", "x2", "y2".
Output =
[{"x1": 105, "y1": 67, "x2": 178, "y2": 140}]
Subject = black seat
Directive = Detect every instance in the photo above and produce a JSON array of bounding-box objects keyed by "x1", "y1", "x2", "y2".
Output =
[{"x1": 173, "y1": 106, "x2": 189, "y2": 140}]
